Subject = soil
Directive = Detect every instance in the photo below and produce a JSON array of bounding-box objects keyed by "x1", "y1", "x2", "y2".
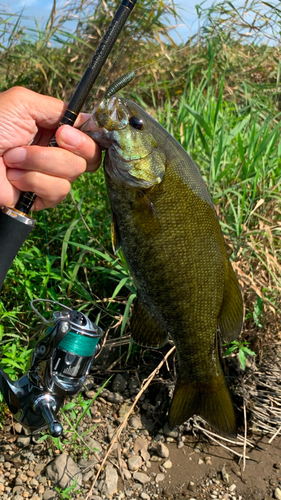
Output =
[{"x1": 0, "y1": 342, "x2": 281, "y2": 500}]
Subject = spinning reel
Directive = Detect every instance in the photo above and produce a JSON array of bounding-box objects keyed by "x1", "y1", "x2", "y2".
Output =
[{"x1": 0, "y1": 300, "x2": 103, "y2": 437}]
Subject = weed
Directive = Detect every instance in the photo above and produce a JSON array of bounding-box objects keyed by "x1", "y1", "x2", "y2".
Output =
[{"x1": 223, "y1": 340, "x2": 256, "y2": 370}]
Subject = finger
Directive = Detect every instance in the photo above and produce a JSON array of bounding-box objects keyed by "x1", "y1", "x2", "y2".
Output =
[
  {"x1": 0, "y1": 158, "x2": 20, "y2": 208},
  {"x1": 56, "y1": 125, "x2": 101, "y2": 172},
  {"x1": 4, "y1": 144, "x2": 89, "y2": 183},
  {"x1": 3, "y1": 87, "x2": 67, "y2": 128},
  {"x1": 6, "y1": 169, "x2": 71, "y2": 210}
]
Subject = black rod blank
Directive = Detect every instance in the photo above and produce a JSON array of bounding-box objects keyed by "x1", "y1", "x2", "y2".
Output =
[{"x1": 15, "y1": 0, "x2": 138, "y2": 214}]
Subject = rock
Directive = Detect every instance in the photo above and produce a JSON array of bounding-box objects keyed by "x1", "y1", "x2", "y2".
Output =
[
  {"x1": 133, "y1": 471, "x2": 151, "y2": 484},
  {"x1": 34, "y1": 463, "x2": 45, "y2": 475},
  {"x1": 119, "y1": 403, "x2": 132, "y2": 419},
  {"x1": 140, "y1": 493, "x2": 150, "y2": 500},
  {"x1": 133, "y1": 437, "x2": 148, "y2": 453},
  {"x1": 141, "y1": 449, "x2": 150, "y2": 462},
  {"x1": 157, "y1": 442, "x2": 169, "y2": 458},
  {"x1": 128, "y1": 455, "x2": 142, "y2": 471},
  {"x1": 205, "y1": 456, "x2": 212, "y2": 465},
  {"x1": 106, "y1": 392, "x2": 124, "y2": 404},
  {"x1": 163, "y1": 460, "x2": 172, "y2": 469},
  {"x1": 78, "y1": 457, "x2": 98, "y2": 469},
  {"x1": 30, "y1": 478, "x2": 39, "y2": 487},
  {"x1": 83, "y1": 436, "x2": 102, "y2": 454},
  {"x1": 13, "y1": 486, "x2": 24, "y2": 495},
  {"x1": 155, "y1": 473, "x2": 165, "y2": 483},
  {"x1": 128, "y1": 377, "x2": 139, "y2": 395},
  {"x1": 112, "y1": 374, "x2": 127, "y2": 393},
  {"x1": 129, "y1": 417, "x2": 142, "y2": 429},
  {"x1": 43, "y1": 489, "x2": 57, "y2": 500},
  {"x1": 163, "y1": 422, "x2": 178, "y2": 438},
  {"x1": 123, "y1": 468, "x2": 132, "y2": 480},
  {"x1": 187, "y1": 481, "x2": 196, "y2": 493},
  {"x1": 16, "y1": 435, "x2": 32, "y2": 448},
  {"x1": 229, "y1": 484, "x2": 237, "y2": 493},
  {"x1": 275, "y1": 488, "x2": 281, "y2": 500},
  {"x1": 198, "y1": 459, "x2": 204, "y2": 465},
  {"x1": 46, "y1": 453, "x2": 82, "y2": 489},
  {"x1": 85, "y1": 390, "x2": 97, "y2": 399},
  {"x1": 13, "y1": 496, "x2": 24, "y2": 500},
  {"x1": 101, "y1": 465, "x2": 118, "y2": 496},
  {"x1": 14, "y1": 423, "x2": 23, "y2": 434}
]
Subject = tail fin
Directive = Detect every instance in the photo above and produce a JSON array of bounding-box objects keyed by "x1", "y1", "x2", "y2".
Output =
[{"x1": 168, "y1": 373, "x2": 236, "y2": 437}]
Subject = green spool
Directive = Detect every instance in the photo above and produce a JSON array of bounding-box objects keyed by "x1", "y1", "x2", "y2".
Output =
[{"x1": 58, "y1": 331, "x2": 100, "y2": 356}]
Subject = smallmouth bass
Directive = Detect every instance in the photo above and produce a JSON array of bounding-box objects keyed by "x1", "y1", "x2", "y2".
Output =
[{"x1": 81, "y1": 88, "x2": 244, "y2": 437}]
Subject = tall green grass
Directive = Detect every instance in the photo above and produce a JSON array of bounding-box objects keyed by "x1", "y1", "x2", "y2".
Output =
[{"x1": 0, "y1": 0, "x2": 281, "y2": 382}]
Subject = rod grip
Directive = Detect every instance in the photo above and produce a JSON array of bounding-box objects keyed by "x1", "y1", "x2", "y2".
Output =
[{"x1": 0, "y1": 208, "x2": 36, "y2": 292}]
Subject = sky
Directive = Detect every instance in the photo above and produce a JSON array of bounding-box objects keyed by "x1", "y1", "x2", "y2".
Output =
[{"x1": 4, "y1": 0, "x2": 213, "y2": 45}]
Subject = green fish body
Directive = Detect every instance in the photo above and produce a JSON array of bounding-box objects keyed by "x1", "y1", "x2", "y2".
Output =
[{"x1": 81, "y1": 95, "x2": 244, "y2": 437}]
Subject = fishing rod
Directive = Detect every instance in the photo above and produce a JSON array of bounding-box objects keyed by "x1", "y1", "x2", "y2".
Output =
[
  {"x1": 0, "y1": 0, "x2": 137, "y2": 292},
  {"x1": 0, "y1": 0, "x2": 138, "y2": 437}
]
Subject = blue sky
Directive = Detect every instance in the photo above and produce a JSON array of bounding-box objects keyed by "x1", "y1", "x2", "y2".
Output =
[{"x1": 6, "y1": 0, "x2": 212, "y2": 44}]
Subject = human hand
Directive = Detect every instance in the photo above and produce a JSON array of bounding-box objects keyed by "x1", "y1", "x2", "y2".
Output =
[{"x1": 0, "y1": 86, "x2": 101, "y2": 211}]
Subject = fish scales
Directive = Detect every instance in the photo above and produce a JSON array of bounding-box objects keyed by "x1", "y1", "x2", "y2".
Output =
[{"x1": 81, "y1": 93, "x2": 244, "y2": 437}]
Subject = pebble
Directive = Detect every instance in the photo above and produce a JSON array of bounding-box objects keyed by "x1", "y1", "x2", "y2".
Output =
[
  {"x1": 141, "y1": 449, "x2": 150, "y2": 462},
  {"x1": 134, "y1": 437, "x2": 148, "y2": 453},
  {"x1": 102, "y1": 465, "x2": 118, "y2": 496},
  {"x1": 156, "y1": 442, "x2": 169, "y2": 458},
  {"x1": 163, "y1": 422, "x2": 178, "y2": 438},
  {"x1": 46, "y1": 453, "x2": 82, "y2": 488},
  {"x1": 229, "y1": 484, "x2": 237, "y2": 493},
  {"x1": 43, "y1": 489, "x2": 57, "y2": 500},
  {"x1": 129, "y1": 416, "x2": 143, "y2": 429},
  {"x1": 112, "y1": 374, "x2": 127, "y2": 393},
  {"x1": 133, "y1": 471, "x2": 150, "y2": 484},
  {"x1": 16, "y1": 436, "x2": 31, "y2": 448},
  {"x1": 140, "y1": 493, "x2": 150, "y2": 500},
  {"x1": 275, "y1": 488, "x2": 281, "y2": 500},
  {"x1": 127, "y1": 456, "x2": 143, "y2": 471},
  {"x1": 198, "y1": 459, "x2": 204, "y2": 465},
  {"x1": 155, "y1": 473, "x2": 165, "y2": 483},
  {"x1": 162, "y1": 460, "x2": 172, "y2": 469},
  {"x1": 106, "y1": 391, "x2": 124, "y2": 404},
  {"x1": 187, "y1": 481, "x2": 196, "y2": 493}
]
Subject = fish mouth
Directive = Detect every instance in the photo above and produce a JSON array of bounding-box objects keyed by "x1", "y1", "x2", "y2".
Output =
[{"x1": 94, "y1": 96, "x2": 128, "y2": 131}]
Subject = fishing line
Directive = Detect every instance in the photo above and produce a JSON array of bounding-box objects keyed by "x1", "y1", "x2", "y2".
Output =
[
  {"x1": 85, "y1": 0, "x2": 155, "y2": 108},
  {"x1": 43, "y1": 209, "x2": 54, "y2": 303}
]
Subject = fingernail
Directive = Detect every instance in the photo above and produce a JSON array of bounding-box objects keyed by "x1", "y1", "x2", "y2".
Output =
[
  {"x1": 60, "y1": 125, "x2": 83, "y2": 146},
  {"x1": 7, "y1": 169, "x2": 24, "y2": 181},
  {"x1": 4, "y1": 147, "x2": 27, "y2": 163}
]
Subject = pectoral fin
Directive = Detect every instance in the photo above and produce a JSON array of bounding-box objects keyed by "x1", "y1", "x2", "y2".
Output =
[
  {"x1": 218, "y1": 260, "x2": 244, "y2": 342},
  {"x1": 130, "y1": 298, "x2": 168, "y2": 348},
  {"x1": 111, "y1": 212, "x2": 121, "y2": 255}
]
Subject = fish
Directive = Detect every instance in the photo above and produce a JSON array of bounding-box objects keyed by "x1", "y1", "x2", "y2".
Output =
[{"x1": 81, "y1": 83, "x2": 244, "y2": 437}]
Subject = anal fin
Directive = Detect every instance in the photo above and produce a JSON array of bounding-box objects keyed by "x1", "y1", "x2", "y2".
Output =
[
  {"x1": 130, "y1": 298, "x2": 168, "y2": 348},
  {"x1": 218, "y1": 260, "x2": 244, "y2": 342}
]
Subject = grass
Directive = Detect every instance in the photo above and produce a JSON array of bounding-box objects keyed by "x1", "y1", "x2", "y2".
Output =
[{"x1": 0, "y1": 0, "x2": 280, "y2": 397}]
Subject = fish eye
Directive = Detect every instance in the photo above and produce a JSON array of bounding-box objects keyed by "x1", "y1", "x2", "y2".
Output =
[{"x1": 129, "y1": 116, "x2": 144, "y2": 130}]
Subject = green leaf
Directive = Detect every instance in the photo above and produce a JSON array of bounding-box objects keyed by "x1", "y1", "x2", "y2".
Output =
[{"x1": 238, "y1": 349, "x2": 246, "y2": 370}]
